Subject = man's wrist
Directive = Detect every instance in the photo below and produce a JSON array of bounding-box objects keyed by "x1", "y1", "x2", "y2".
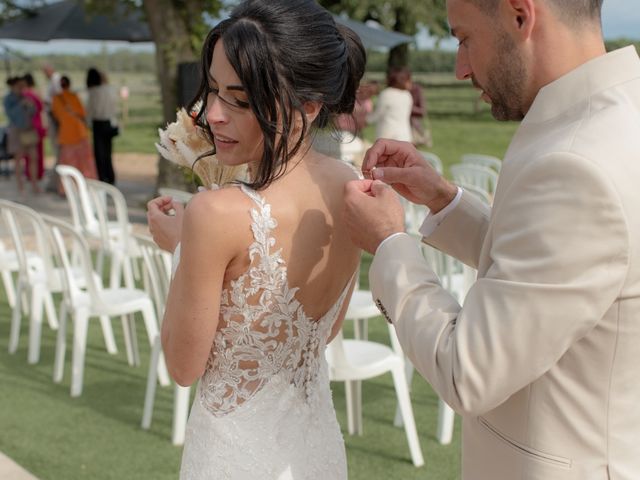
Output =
[{"x1": 427, "y1": 180, "x2": 458, "y2": 214}]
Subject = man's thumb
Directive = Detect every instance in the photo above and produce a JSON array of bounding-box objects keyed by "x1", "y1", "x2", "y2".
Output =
[{"x1": 370, "y1": 179, "x2": 392, "y2": 197}]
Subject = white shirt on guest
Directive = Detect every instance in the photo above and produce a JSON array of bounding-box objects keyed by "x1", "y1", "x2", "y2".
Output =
[
  {"x1": 367, "y1": 86, "x2": 413, "y2": 142},
  {"x1": 87, "y1": 84, "x2": 117, "y2": 121}
]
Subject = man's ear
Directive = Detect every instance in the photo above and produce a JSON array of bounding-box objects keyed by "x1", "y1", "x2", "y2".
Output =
[
  {"x1": 303, "y1": 101, "x2": 322, "y2": 125},
  {"x1": 504, "y1": 0, "x2": 535, "y2": 40}
]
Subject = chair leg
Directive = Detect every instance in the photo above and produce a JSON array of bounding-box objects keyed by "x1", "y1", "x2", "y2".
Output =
[
  {"x1": 70, "y1": 309, "x2": 90, "y2": 397},
  {"x1": 43, "y1": 291, "x2": 59, "y2": 330},
  {"x1": 142, "y1": 335, "x2": 161, "y2": 430},
  {"x1": 27, "y1": 286, "x2": 44, "y2": 364},
  {"x1": 437, "y1": 398, "x2": 455, "y2": 445},
  {"x1": 98, "y1": 315, "x2": 118, "y2": 355},
  {"x1": 8, "y1": 281, "x2": 23, "y2": 354},
  {"x1": 394, "y1": 358, "x2": 415, "y2": 427},
  {"x1": 172, "y1": 384, "x2": 191, "y2": 446},
  {"x1": 141, "y1": 303, "x2": 169, "y2": 386},
  {"x1": 345, "y1": 380, "x2": 362, "y2": 435},
  {"x1": 53, "y1": 302, "x2": 68, "y2": 383},
  {"x1": 1, "y1": 269, "x2": 16, "y2": 309},
  {"x1": 121, "y1": 314, "x2": 139, "y2": 366},
  {"x1": 391, "y1": 363, "x2": 424, "y2": 467}
]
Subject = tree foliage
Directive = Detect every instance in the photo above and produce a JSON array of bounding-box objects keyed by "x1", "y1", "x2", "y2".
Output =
[{"x1": 318, "y1": 0, "x2": 449, "y2": 67}]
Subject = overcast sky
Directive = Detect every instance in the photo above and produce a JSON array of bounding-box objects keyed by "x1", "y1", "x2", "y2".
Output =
[{"x1": 1, "y1": 0, "x2": 638, "y2": 55}]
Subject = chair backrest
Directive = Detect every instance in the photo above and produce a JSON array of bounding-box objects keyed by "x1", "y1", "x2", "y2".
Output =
[
  {"x1": 56, "y1": 164, "x2": 100, "y2": 234},
  {"x1": 86, "y1": 179, "x2": 132, "y2": 251},
  {"x1": 461, "y1": 153, "x2": 502, "y2": 173},
  {"x1": 0, "y1": 200, "x2": 55, "y2": 282},
  {"x1": 134, "y1": 233, "x2": 172, "y2": 320},
  {"x1": 450, "y1": 163, "x2": 498, "y2": 196},
  {"x1": 419, "y1": 151, "x2": 443, "y2": 174},
  {"x1": 43, "y1": 215, "x2": 103, "y2": 309}
]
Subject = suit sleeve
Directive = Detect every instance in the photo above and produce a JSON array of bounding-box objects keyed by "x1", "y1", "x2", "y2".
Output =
[
  {"x1": 370, "y1": 152, "x2": 629, "y2": 415},
  {"x1": 425, "y1": 189, "x2": 491, "y2": 269}
]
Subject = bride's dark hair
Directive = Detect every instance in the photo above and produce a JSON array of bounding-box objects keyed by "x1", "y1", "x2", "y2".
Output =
[{"x1": 188, "y1": 0, "x2": 366, "y2": 190}]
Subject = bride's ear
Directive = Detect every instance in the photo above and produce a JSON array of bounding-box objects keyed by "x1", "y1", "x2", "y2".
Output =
[{"x1": 303, "y1": 101, "x2": 322, "y2": 124}]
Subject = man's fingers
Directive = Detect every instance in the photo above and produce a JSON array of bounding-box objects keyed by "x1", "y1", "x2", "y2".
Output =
[
  {"x1": 362, "y1": 138, "x2": 415, "y2": 172},
  {"x1": 369, "y1": 180, "x2": 392, "y2": 197},
  {"x1": 345, "y1": 179, "x2": 374, "y2": 195}
]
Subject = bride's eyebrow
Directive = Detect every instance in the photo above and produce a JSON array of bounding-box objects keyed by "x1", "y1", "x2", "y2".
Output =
[{"x1": 207, "y1": 74, "x2": 244, "y2": 92}]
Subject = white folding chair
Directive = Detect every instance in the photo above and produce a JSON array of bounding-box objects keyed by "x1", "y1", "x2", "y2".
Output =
[
  {"x1": 450, "y1": 163, "x2": 498, "y2": 197},
  {"x1": 461, "y1": 153, "x2": 502, "y2": 173},
  {"x1": 86, "y1": 179, "x2": 142, "y2": 290},
  {"x1": 136, "y1": 234, "x2": 192, "y2": 445},
  {"x1": 56, "y1": 165, "x2": 129, "y2": 280},
  {"x1": 0, "y1": 238, "x2": 19, "y2": 309},
  {"x1": 326, "y1": 326, "x2": 424, "y2": 467},
  {"x1": 0, "y1": 200, "x2": 60, "y2": 363},
  {"x1": 43, "y1": 216, "x2": 169, "y2": 397}
]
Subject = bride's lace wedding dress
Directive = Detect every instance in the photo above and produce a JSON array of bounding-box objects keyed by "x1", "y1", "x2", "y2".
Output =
[{"x1": 178, "y1": 185, "x2": 352, "y2": 480}]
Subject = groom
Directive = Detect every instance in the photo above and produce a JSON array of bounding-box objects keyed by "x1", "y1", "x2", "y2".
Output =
[{"x1": 344, "y1": 0, "x2": 640, "y2": 479}]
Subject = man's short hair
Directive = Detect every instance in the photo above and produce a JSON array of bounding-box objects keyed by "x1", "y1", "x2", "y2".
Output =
[{"x1": 465, "y1": 0, "x2": 603, "y2": 27}]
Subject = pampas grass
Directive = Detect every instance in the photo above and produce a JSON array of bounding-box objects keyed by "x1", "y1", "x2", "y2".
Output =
[{"x1": 156, "y1": 107, "x2": 247, "y2": 189}]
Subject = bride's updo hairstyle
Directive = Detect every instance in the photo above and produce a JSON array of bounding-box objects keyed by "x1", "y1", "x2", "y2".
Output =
[{"x1": 189, "y1": 0, "x2": 366, "y2": 190}]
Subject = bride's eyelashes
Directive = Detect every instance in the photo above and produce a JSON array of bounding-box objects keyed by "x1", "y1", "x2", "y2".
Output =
[{"x1": 206, "y1": 85, "x2": 250, "y2": 110}]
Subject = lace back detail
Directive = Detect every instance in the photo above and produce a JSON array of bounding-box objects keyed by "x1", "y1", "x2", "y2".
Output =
[{"x1": 199, "y1": 185, "x2": 349, "y2": 416}]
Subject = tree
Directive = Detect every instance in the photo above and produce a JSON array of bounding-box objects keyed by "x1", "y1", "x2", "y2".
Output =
[
  {"x1": 88, "y1": 0, "x2": 223, "y2": 189},
  {"x1": 318, "y1": 0, "x2": 449, "y2": 68},
  {"x1": 0, "y1": 0, "x2": 224, "y2": 189}
]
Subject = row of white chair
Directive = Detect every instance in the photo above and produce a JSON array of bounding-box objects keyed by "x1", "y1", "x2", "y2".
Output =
[{"x1": 0, "y1": 200, "x2": 170, "y2": 397}]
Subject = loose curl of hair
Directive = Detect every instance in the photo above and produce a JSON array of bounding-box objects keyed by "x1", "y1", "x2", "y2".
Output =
[{"x1": 188, "y1": 0, "x2": 366, "y2": 190}]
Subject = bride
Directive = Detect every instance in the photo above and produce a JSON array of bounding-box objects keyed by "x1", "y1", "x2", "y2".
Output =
[{"x1": 146, "y1": 0, "x2": 366, "y2": 478}]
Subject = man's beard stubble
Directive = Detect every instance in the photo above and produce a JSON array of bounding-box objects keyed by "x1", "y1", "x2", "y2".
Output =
[{"x1": 483, "y1": 31, "x2": 527, "y2": 122}]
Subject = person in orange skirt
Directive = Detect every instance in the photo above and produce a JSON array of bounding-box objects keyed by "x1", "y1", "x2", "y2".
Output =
[{"x1": 51, "y1": 75, "x2": 97, "y2": 193}]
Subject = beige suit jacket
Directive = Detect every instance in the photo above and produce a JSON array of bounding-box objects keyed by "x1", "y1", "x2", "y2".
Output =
[{"x1": 370, "y1": 46, "x2": 640, "y2": 479}]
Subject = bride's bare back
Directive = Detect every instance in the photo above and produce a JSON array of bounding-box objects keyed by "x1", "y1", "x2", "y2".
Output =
[{"x1": 223, "y1": 151, "x2": 360, "y2": 321}]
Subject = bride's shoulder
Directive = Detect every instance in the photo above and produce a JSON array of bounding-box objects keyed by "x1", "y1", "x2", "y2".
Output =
[
  {"x1": 183, "y1": 185, "x2": 254, "y2": 231},
  {"x1": 313, "y1": 153, "x2": 361, "y2": 182}
]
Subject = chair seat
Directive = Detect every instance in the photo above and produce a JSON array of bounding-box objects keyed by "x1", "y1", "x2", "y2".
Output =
[
  {"x1": 327, "y1": 339, "x2": 402, "y2": 381},
  {"x1": 2, "y1": 250, "x2": 42, "y2": 271},
  {"x1": 73, "y1": 287, "x2": 153, "y2": 316}
]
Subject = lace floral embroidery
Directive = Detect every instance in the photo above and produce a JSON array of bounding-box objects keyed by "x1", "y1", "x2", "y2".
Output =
[{"x1": 198, "y1": 185, "x2": 348, "y2": 416}]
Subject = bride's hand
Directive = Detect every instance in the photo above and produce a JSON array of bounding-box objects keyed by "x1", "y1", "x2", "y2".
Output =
[{"x1": 147, "y1": 195, "x2": 185, "y2": 253}]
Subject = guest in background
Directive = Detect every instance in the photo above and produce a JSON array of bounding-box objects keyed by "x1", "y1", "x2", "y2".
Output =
[
  {"x1": 367, "y1": 66, "x2": 413, "y2": 143},
  {"x1": 86, "y1": 67, "x2": 118, "y2": 184},
  {"x1": 23, "y1": 73, "x2": 46, "y2": 180},
  {"x1": 409, "y1": 78, "x2": 433, "y2": 148},
  {"x1": 3, "y1": 76, "x2": 40, "y2": 194},
  {"x1": 51, "y1": 75, "x2": 97, "y2": 193}
]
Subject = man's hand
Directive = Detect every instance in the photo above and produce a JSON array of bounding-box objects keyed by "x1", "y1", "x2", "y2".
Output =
[
  {"x1": 362, "y1": 139, "x2": 457, "y2": 213},
  {"x1": 344, "y1": 179, "x2": 405, "y2": 254},
  {"x1": 147, "y1": 195, "x2": 184, "y2": 253}
]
